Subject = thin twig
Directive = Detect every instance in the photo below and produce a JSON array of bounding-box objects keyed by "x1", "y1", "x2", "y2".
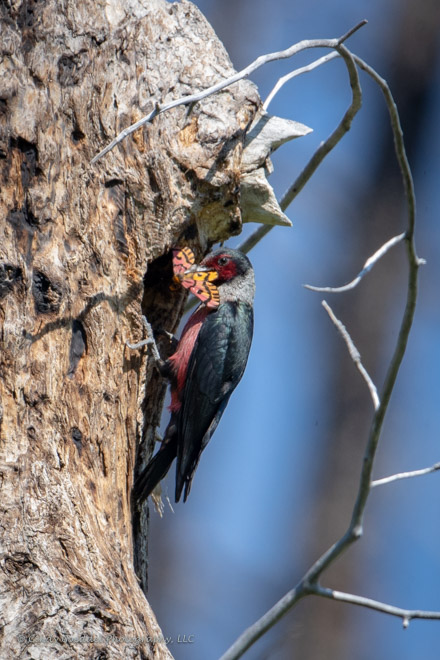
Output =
[
  {"x1": 338, "y1": 20, "x2": 368, "y2": 44},
  {"x1": 310, "y1": 585, "x2": 440, "y2": 625},
  {"x1": 305, "y1": 232, "x2": 406, "y2": 293},
  {"x1": 218, "y1": 583, "x2": 308, "y2": 660},
  {"x1": 91, "y1": 21, "x2": 366, "y2": 164},
  {"x1": 263, "y1": 52, "x2": 339, "y2": 110},
  {"x1": 345, "y1": 61, "x2": 420, "y2": 545},
  {"x1": 371, "y1": 462, "x2": 440, "y2": 488},
  {"x1": 322, "y1": 300, "x2": 380, "y2": 410},
  {"x1": 353, "y1": 56, "x2": 416, "y2": 242},
  {"x1": 284, "y1": 43, "x2": 362, "y2": 210},
  {"x1": 238, "y1": 41, "x2": 362, "y2": 256},
  {"x1": 237, "y1": 225, "x2": 273, "y2": 256}
]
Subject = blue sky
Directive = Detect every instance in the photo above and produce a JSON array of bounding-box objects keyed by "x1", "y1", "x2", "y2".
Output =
[{"x1": 148, "y1": 2, "x2": 440, "y2": 658}]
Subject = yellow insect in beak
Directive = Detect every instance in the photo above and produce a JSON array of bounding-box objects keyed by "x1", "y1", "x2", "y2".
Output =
[{"x1": 182, "y1": 265, "x2": 218, "y2": 283}]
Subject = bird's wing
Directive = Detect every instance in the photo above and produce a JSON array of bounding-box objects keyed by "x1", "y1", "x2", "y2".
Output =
[{"x1": 176, "y1": 301, "x2": 253, "y2": 501}]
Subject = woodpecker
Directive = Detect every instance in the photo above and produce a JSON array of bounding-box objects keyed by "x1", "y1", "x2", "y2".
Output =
[{"x1": 130, "y1": 247, "x2": 255, "y2": 503}]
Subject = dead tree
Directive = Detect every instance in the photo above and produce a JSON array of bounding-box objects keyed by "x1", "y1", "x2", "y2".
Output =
[{"x1": 0, "y1": 1, "x2": 299, "y2": 656}]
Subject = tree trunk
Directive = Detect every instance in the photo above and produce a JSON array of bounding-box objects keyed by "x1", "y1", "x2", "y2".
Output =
[{"x1": 0, "y1": 0, "x2": 295, "y2": 656}]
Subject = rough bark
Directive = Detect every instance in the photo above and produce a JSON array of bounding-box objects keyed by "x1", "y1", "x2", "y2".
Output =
[{"x1": 0, "y1": 0, "x2": 289, "y2": 656}]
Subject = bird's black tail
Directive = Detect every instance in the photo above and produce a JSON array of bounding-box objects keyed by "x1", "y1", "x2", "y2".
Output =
[{"x1": 132, "y1": 434, "x2": 177, "y2": 505}]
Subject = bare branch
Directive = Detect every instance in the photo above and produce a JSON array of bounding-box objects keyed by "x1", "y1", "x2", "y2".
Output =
[
  {"x1": 337, "y1": 20, "x2": 368, "y2": 43},
  {"x1": 263, "y1": 52, "x2": 339, "y2": 110},
  {"x1": 281, "y1": 43, "x2": 362, "y2": 210},
  {"x1": 346, "y1": 74, "x2": 420, "y2": 549},
  {"x1": 305, "y1": 232, "x2": 406, "y2": 293},
  {"x1": 322, "y1": 300, "x2": 380, "y2": 410},
  {"x1": 297, "y1": 52, "x2": 422, "y2": 591},
  {"x1": 311, "y1": 585, "x2": 440, "y2": 625},
  {"x1": 371, "y1": 462, "x2": 440, "y2": 487},
  {"x1": 352, "y1": 56, "x2": 416, "y2": 245},
  {"x1": 238, "y1": 41, "x2": 362, "y2": 256},
  {"x1": 91, "y1": 22, "x2": 366, "y2": 164},
  {"x1": 218, "y1": 583, "x2": 308, "y2": 660}
]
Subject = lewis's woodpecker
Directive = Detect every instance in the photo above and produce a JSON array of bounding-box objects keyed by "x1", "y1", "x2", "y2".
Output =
[{"x1": 130, "y1": 247, "x2": 255, "y2": 503}]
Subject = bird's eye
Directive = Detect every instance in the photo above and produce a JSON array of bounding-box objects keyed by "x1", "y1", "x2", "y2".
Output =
[{"x1": 218, "y1": 256, "x2": 229, "y2": 266}]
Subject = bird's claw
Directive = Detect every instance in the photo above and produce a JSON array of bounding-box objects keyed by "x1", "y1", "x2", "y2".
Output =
[{"x1": 155, "y1": 327, "x2": 179, "y2": 351}]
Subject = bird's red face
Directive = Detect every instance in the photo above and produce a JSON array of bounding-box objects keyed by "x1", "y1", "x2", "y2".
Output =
[{"x1": 200, "y1": 252, "x2": 238, "y2": 283}]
